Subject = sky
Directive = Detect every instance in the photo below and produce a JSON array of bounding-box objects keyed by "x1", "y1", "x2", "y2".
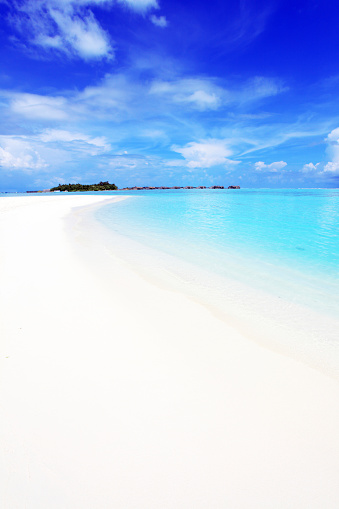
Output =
[{"x1": 0, "y1": 0, "x2": 339, "y2": 191}]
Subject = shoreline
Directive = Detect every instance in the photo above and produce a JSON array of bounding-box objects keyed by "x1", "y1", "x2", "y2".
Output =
[
  {"x1": 88, "y1": 197, "x2": 339, "y2": 378},
  {"x1": 1, "y1": 195, "x2": 339, "y2": 508}
]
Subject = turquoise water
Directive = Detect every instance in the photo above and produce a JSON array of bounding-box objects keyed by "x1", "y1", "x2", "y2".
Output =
[
  {"x1": 95, "y1": 189, "x2": 339, "y2": 372},
  {"x1": 96, "y1": 189, "x2": 339, "y2": 302},
  {"x1": 96, "y1": 189, "x2": 339, "y2": 374}
]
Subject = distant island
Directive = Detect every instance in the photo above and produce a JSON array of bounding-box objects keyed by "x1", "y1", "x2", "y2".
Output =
[
  {"x1": 43, "y1": 182, "x2": 240, "y2": 193},
  {"x1": 50, "y1": 181, "x2": 118, "y2": 192},
  {"x1": 118, "y1": 185, "x2": 240, "y2": 190}
]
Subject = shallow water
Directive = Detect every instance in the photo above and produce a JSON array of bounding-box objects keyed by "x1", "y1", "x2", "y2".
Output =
[
  {"x1": 94, "y1": 189, "x2": 339, "y2": 374},
  {"x1": 96, "y1": 190, "x2": 339, "y2": 309}
]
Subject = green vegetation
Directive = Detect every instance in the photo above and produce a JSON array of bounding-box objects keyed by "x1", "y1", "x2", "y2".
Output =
[{"x1": 50, "y1": 181, "x2": 118, "y2": 192}]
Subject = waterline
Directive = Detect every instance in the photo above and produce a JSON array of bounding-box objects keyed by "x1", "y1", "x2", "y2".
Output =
[{"x1": 95, "y1": 189, "x2": 339, "y2": 375}]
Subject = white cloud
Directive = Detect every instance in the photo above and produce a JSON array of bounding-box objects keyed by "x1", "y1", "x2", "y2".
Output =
[
  {"x1": 117, "y1": 0, "x2": 158, "y2": 12},
  {"x1": 254, "y1": 161, "x2": 287, "y2": 173},
  {"x1": 10, "y1": 93, "x2": 68, "y2": 121},
  {"x1": 326, "y1": 127, "x2": 339, "y2": 144},
  {"x1": 297, "y1": 128, "x2": 339, "y2": 178},
  {"x1": 325, "y1": 127, "x2": 339, "y2": 164},
  {"x1": 150, "y1": 79, "x2": 222, "y2": 111},
  {"x1": 254, "y1": 161, "x2": 287, "y2": 172},
  {"x1": 150, "y1": 14, "x2": 167, "y2": 27},
  {"x1": 10, "y1": 0, "x2": 115, "y2": 61},
  {"x1": 36, "y1": 34, "x2": 63, "y2": 49},
  {"x1": 40, "y1": 129, "x2": 111, "y2": 154},
  {"x1": 150, "y1": 76, "x2": 286, "y2": 111},
  {"x1": 0, "y1": 137, "x2": 47, "y2": 171},
  {"x1": 322, "y1": 162, "x2": 339, "y2": 175},
  {"x1": 172, "y1": 140, "x2": 233, "y2": 168},
  {"x1": 0, "y1": 128, "x2": 112, "y2": 174},
  {"x1": 78, "y1": 74, "x2": 134, "y2": 113},
  {"x1": 302, "y1": 162, "x2": 320, "y2": 173},
  {"x1": 2, "y1": 74, "x2": 134, "y2": 123},
  {"x1": 187, "y1": 90, "x2": 219, "y2": 108},
  {"x1": 46, "y1": 9, "x2": 113, "y2": 60},
  {"x1": 314, "y1": 127, "x2": 339, "y2": 176}
]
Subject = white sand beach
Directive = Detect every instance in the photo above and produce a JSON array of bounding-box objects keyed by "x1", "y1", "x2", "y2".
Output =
[{"x1": 1, "y1": 194, "x2": 339, "y2": 509}]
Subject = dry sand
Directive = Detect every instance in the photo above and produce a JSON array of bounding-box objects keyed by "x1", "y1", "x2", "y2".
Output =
[{"x1": 1, "y1": 194, "x2": 339, "y2": 508}]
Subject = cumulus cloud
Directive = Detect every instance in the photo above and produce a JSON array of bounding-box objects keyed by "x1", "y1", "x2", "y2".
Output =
[
  {"x1": 254, "y1": 161, "x2": 287, "y2": 172},
  {"x1": 0, "y1": 128, "x2": 112, "y2": 174},
  {"x1": 326, "y1": 126, "x2": 339, "y2": 144},
  {"x1": 301, "y1": 162, "x2": 320, "y2": 173},
  {"x1": 172, "y1": 140, "x2": 233, "y2": 168},
  {"x1": 297, "y1": 129, "x2": 339, "y2": 178},
  {"x1": 314, "y1": 127, "x2": 339, "y2": 176},
  {"x1": 0, "y1": 137, "x2": 47, "y2": 171},
  {"x1": 322, "y1": 162, "x2": 339, "y2": 174},
  {"x1": 150, "y1": 14, "x2": 167, "y2": 27},
  {"x1": 325, "y1": 127, "x2": 339, "y2": 166}
]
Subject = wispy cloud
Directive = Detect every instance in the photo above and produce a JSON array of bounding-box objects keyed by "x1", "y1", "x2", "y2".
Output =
[
  {"x1": 39, "y1": 129, "x2": 111, "y2": 154},
  {"x1": 46, "y1": 8, "x2": 113, "y2": 60},
  {"x1": 9, "y1": 93, "x2": 69, "y2": 121},
  {"x1": 149, "y1": 76, "x2": 286, "y2": 111},
  {"x1": 150, "y1": 78, "x2": 223, "y2": 111},
  {"x1": 206, "y1": 1, "x2": 274, "y2": 54},
  {"x1": 117, "y1": 0, "x2": 159, "y2": 12},
  {"x1": 150, "y1": 14, "x2": 167, "y2": 27},
  {"x1": 8, "y1": 0, "x2": 114, "y2": 60},
  {"x1": 6, "y1": 0, "x2": 162, "y2": 61}
]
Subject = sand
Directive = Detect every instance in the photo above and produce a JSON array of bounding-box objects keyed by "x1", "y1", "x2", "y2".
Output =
[{"x1": 1, "y1": 194, "x2": 339, "y2": 508}]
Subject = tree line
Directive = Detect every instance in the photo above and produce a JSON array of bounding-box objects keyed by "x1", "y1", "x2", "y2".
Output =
[{"x1": 50, "y1": 181, "x2": 118, "y2": 192}]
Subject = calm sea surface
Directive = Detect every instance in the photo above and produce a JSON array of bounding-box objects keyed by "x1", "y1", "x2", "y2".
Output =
[
  {"x1": 96, "y1": 189, "x2": 338, "y2": 308},
  {"x1": 95, "y1": 189, "x2": 339, "y2": 372}
]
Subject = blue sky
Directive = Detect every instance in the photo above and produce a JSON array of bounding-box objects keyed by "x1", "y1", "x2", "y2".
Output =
[{"x1": 0, "y1": 0, "x2": 339, "y2": 190}]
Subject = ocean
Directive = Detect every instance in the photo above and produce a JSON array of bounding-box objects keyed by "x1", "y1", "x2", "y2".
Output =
[{"x1": 95, "y1": 188, "x2": 339, "y2": 374}]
